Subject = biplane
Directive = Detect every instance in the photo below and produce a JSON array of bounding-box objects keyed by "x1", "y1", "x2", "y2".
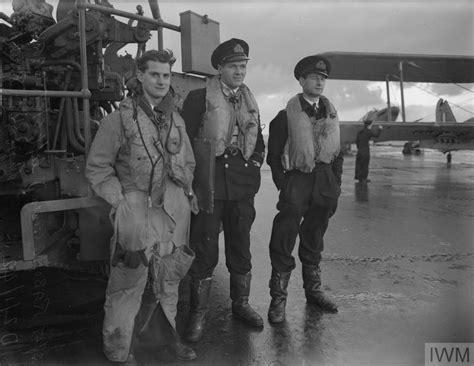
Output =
[{"x1": 322, "y1": 52, "x2": 474, "y2": 162}]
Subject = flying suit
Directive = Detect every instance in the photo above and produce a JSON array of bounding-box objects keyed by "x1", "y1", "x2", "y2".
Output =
[{"x1": 86, "y1": 94, "x2": 195, "y2": 362}]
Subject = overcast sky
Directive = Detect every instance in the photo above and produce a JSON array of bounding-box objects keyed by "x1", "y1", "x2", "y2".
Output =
[{"x1": 1, "y1": 0, "x2": 473, "y2": 128}]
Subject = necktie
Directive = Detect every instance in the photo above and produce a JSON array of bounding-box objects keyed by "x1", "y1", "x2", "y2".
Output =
[{"x1": 311, "y1": 103, "x2": 319, "y2": 118}]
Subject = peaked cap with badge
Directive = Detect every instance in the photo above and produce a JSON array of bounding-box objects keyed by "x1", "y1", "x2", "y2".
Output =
[
  {"x1": 294, "y1": 55, "x2": 331, "y2": 79},
  {"x1": 211, "y1": 38, "x2": 250, "y2": 69}
]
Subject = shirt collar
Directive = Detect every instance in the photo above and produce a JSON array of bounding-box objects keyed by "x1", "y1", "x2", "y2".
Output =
[
  {"x1": 299, "y1": 94, "x2": 320, "y2": 113},
  {"x1": 302, "y1": 95, "x2": 320, "y2": 108},
  {"x1": 220, "y1": 79, "x2": 240, "y2": 96}
]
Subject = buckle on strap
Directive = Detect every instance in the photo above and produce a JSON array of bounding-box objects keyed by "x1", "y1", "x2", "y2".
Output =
[{"x1": 226, "y1": 146, "x2": 239, "y2": 156}]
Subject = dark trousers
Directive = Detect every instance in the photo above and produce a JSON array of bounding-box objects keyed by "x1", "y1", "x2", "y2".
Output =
[
  {"x1": 269, "y1": 167, "x2": 339, "y2": 273},
  {"x1": 355, "y1": 148, "x2": 370, "y2": 180},
  {"x1": 188, "y1": 198, "x2": 256, "y2": 279}
]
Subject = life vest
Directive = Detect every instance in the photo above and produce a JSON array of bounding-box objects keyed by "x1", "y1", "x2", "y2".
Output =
[
  {"x1": 199, "y1": 76, "x2": 260, "y2": 159},
  {"x1": 119, "y1": 96, "x2": 192, "y2": 203},
  {"x1": 282, "y1": 94, "x2": 340, "y2": 172}
]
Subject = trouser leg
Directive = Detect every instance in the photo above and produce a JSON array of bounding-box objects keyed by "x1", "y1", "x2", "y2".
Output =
[
  {"x1": 185, "y1": 201, "x2": 223, "y2": 342},
  {"x1": 269, "y1": 172, "x2": 311, "y2": 273},
  {"x1": 137, "y1": 280, "x2": 197, "y2": 361},
  {"x1": 355, "y1": 149, "x2": 370, "y2": 180},
  {"x1": 355, "y1": 151, "x2": 362, "y2": 180},
  {"x1": 220, "y1": 198, "x2": 262, "y2": 327},
  {"x1": 268, "y1": 206, "x2": 302, "y2": 273},
  {"x1": 103, "y1": 263, "x2": 148, "y2": 362},
  {"x1": 160, "y1": 280, "x2": 197, "y2": 361},
  {"x1": 267, "y1": 172, "x2": 312, "y2": 323},
  {"x1": 221, "y1": 198, "x2": 255, "y2": 275},
  {"x1": 188, "y1": 201, "x2": 223, "y2": 279},
  {"x1": 298, "y1": 201, "x2": 336, "y2": 267},
  {"x1": 299, "y1": 201, "x2": 338, "y2": 313}
]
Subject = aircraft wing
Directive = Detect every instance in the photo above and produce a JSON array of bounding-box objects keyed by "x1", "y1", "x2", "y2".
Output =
[
  {"x1": 320, "y1": 52, "x2": 474, "y2": 83},
  {"x1": 340, "y1": 121, "x2": 474, "y2": 144}
]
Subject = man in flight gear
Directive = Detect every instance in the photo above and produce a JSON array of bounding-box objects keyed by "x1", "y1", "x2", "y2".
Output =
[
  {"x1": 86, "y1": 50, "x2": 198, "y2": 363},
  {"x1": 181, "y1": 38, "x2": 265, "y2": 342},
  {"x1": 266, "y1": 55, "x2": 343, "y2": 323}
]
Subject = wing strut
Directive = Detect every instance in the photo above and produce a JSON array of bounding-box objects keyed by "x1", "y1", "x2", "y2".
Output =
[
  {"x1": 399, "y1": 61, "x2": 406, "y2": 122},
  {"x1": 385, "y1": 74, "x2": 392, "y2": 121}
]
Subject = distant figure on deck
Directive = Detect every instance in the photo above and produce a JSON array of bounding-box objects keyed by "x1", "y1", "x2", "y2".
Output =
[{"x1": 354, "y1": 119, "x2": 382, "y2": 183}]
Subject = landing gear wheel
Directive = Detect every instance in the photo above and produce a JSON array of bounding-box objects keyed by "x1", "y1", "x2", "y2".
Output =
[
  {"x1": 402, "y1": 142, "x2": 412, "y2": 155},
  {"x1": 447, "y1": 152, "x2": 452, "y2": 164}
]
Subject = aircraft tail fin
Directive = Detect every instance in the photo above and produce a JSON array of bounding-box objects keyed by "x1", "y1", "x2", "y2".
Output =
[{"x1": 435, "y1": 98, "x2": 457, "y2": 123}]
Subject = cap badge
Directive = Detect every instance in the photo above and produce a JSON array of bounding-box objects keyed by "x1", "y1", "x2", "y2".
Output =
[
  {"x1": 316, "y1": 60, "x2": 326, "y2": 70},
  {"x1": 234, "y1": 44, "x2": 245, "y2": 53}
]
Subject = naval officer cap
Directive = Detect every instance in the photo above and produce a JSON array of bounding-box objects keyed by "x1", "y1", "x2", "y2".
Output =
[
  {"x1": 211, "y1": 38, "x2": 250, "y2": 69},
  {"x1": 294, "y1": 55, "x2": 331, "y2": 79}
]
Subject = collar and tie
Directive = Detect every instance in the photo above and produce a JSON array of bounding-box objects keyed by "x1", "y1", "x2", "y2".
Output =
[
  {"x1": 302, "y1": 96, "x2": 319, "y2": 109},
  {"x1": 221, "y1": 81, "x2": 241, "y2": 106},
  {"x1": 299, "y1": 95, "x2": 319, "y2": 117}
]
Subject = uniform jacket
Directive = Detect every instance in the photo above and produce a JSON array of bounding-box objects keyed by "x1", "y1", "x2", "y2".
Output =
[
  {"x1": 182, "y1": 85, "x2": 265, "y2": 200},
  {"x1": 267, "y1": 94, "x2": 343, "y2": 190}
]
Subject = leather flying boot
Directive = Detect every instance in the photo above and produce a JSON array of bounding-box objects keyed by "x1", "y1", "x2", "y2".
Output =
[
  {"x1": 168, "y1": 340, "x2": 197, "y2": 361},
  {"x1": 268, "y1": 270, "x2": 291, "y2": 323},
  {"x1": 184, "y1": 277, "x2": 212, "y2": 343},
  {"x1": 230, "y1": 272, "x2": 264, "y2": 327},
  {"x1": 302, "y1": 265, "x2": 338, "y2": 313}
]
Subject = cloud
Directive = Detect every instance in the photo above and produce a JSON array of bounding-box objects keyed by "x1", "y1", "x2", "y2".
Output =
[
  {"x1": 427, "y1": 83, "x2": 474, "y2": 97},
  {"x1": 325, "y1": 80, "x2": 386, "y2": 113},
  {"x1": 245, "y1": 62, "x2": 297, "y2": 96}
]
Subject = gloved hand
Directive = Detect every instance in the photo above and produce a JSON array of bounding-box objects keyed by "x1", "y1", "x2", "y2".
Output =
[
  {"x1": 251, "y1": 159, "x2": 261, "y2": 168},
  {"x1": 111, "y1": 243, "x2": 148, "y2": 268},
  {"x1": 250, "y1": 152, "x2": 264, "y2": 169}
]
